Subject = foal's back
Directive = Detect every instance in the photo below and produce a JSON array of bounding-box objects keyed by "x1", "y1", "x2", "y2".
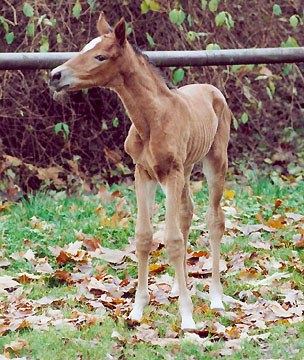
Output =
[{"x1": 174, "y1": 83, "x2": 230, "y2": 166}]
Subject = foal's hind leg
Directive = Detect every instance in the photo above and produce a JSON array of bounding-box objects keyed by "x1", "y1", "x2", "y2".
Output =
[
  {"x1": 203, "y1": 148, "x2": 227, "y2": 311},
  {"x1": 130, "y1": 165, "x2": 157, "y2": 322}
]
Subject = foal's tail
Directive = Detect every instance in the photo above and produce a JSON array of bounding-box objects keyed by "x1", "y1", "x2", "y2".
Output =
[{"x1": 212, "y1": 93, "x2": 231, "y2": 147}]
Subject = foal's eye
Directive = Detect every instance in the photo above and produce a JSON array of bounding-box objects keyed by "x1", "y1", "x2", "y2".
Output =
[{"x1": 95, "y1": 55, "x2": 107, "y2": 62}]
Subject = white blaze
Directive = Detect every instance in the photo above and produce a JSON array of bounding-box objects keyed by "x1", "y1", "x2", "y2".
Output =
[{"x1": 81, "y1": 37, "x2": 102, "y2": 53}]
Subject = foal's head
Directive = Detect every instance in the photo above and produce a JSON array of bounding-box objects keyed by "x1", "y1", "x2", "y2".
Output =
[{"x1": 49, "y1": 13, "x2": 128, "y2": 93}]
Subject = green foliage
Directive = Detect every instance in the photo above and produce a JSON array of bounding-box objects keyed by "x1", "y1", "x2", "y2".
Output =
[
  {"x1": 26, "y1": 22, "x2": 35, "y2": 37},
  {"x1": 215, "y1": 11, "x2": 234, "y2": 30},
  {"x1": 56, "y1": 33, "x2": 62, "y2": 43},
  {"x1": 125, "y1": 22, "x2": 132, "y2": 36},
  {"x1": 39, "y1": 35, "x2": 49, "y2": 52},
  {"x1": 173, "y1": 68, "x2": 185, "y2": 84},
  {"x1": 273, "y1": 4, "x2": 282, "y2": 16},
  {"x1": 241, "y1": 112, "x2": 248, "y2": 124},
  {"x1": 23, "y1": 2, "x2": 34, "y2": 17},
  {"x1": 5, "y1": 32, "x2": 14, "y2": 44},
  {"x1": 289, "y1": 14, "x2": 302, "y2": 27},
  {"x1": 201, "y1": 0, "x2": 207, "y2": 10},
  {"x1": 72, "y1": 0, "x2": 82, "y2": 19},
  {"x1": 208, "y1": 0, "x2": 220, "y2": 13},
  {"x1": 169, "y1": 9, "x2": 186, "y2": 25},
  {"x1": 141, "y1": 0, "x2": 159, "y2": 14},
  {"x1": 55, "y1": 122, "x2": 70, "y2": 141},
  {"x1": 146, "y1": 32, "x2": 155, "y2": 48},
  {"x1": 281, "y1": 36, "x2": 299, "y2": 47},
  {"x1": 206, "y1": 43, "x2": 221, "y2": 50},
  {"x1": 113, "y1": 117, "x2": 119, "y2": 128}
]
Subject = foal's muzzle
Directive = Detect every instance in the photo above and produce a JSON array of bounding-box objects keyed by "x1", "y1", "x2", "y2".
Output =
[{"x1": 48, "y1": 66, "x2": 72, "y2": 92}]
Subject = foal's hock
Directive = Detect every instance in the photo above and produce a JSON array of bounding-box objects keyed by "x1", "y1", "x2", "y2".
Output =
[{"x1": 49, "y1": 13, "x2": 231, "y2": 330}]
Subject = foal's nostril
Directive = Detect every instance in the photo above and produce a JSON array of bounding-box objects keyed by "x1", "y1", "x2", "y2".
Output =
[{"x1": 52, "y1": 71, "x2": 61, "y2": 81}]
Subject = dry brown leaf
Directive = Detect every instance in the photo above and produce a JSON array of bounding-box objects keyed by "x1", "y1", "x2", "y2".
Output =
[
  {"x1": 35, "y1": 166, "x2": 64, "y2": 186},
  {"x1": 18, "y1": 272, "x2": 42, "y2": 283},
  {"x1": 0, "y1": 275, "x2": 20, "y2": 293},
  {"x1": 240, "y1": 224, "x2": 275, "y2": 235},
  {"x1": 293, "y1": 233, "x2": 304, "y2": 248},
  {"x1": 98, "y1": 247, "x2": 126, "y2": 264},
  {"x1": 225, "y1": 326, "x2": 240, "y2": 339},
  {"x1": 248, "y1": 239, "x2": 271, "y2": 250},
  {"x1": 274, "y1": 198, "x2": 283, "y2": 212},
  {"x1": 286, "y1": 212, "x2": 304, "y2": 222},
  {"x1": 4, "y1": 338, "x2": 28, "y2": 354},
  {"x1": 83, "y1": 237, "x2": 102, "y2": 251},
  {"x1": 0, "y1": 258, "x2": 11, "y2": 268},
  {"x1": 267, "y1": 215, "x2": 286, "y2": 229},
  {"x1": 132, "y1": 323, "x2": 159, "y2": 343},
  {"x1": 0, "y1": 201, "x2": 11, "y2": 212},
  {"x1": 255, "y1": 212, "x2": 265, "y2": 224},
  {"x1": 111, "y1": 330, "x2": 127, "y2": 344},
  {"x1": 35, "y1": 261, "x2": 54, "y2": 274},
  {"x1": 103, "y1": 146, "x2": 122, "y2": 164},
  {"x1": 149, "y1": 263, "x2": 167, "y2": 275},
  {"x1": 53, "y1": 270, "x2": 71, "y2": 282},
  {"x1": 260, "y1": 66, "x2": 272, "y2": 76}
]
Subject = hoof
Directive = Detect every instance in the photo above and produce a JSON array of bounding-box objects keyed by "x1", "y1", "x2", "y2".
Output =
[
  {"x1": 210, "y1": 298, "x2": 224, "y2": 312},
  {"x1": 181, "y1": 316, "x2": 196, "y2": 331},
  {"x1": 129, "y1": 308, "x2": 143, "y2": 322}
]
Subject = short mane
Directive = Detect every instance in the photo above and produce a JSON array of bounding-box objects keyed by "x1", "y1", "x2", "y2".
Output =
[{"x1": 131, "y1": 43, "x2": 175, "y2": 90}]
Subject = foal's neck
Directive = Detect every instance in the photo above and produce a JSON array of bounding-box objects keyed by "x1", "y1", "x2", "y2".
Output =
[{"x1": 112, "y1": 45, "x2": 172, "y2": 141}]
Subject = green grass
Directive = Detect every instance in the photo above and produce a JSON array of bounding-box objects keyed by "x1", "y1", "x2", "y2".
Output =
[{"x1": 0, "y1": 178, "x2": 304, "y2": 359}]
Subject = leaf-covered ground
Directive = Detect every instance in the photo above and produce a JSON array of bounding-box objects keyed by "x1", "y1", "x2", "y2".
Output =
[{"x1": 0, "y1": 176, "x2": 303, "y2": 359}]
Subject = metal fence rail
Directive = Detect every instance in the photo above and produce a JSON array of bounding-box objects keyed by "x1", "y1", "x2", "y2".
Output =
[{"x1": 1, "y1": 47, "x2": 304, "y2": 70}]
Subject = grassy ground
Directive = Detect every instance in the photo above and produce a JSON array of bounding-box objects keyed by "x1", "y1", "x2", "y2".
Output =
[{"x1": 0, "y1": 175, "x2": 303, "y2": 359}]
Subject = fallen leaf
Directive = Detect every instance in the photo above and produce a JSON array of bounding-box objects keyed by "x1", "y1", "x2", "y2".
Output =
[
  {"x1": 286, "y1": 212, "x2": 304, "y2": 222},
  {"x1": 267, "y1": 215, "x2": 286, "y2": 229},
  {"x1": 104, "y1": 146, "x2": 122, "y2": 164},
  {"x1": 18, "y1": 272, "x2": 42, "y2": 283},
  {"x1": 239, "y1": 269, "x2": 259, "y2": 281},
  {"x1": 274, "y1": 198, "x2": 283, "y2": 212},
  {"x1": 35, "y1": 261, "x2": 54, "y2": 274},
  {"x1": 98, "y1": 247, "x2": 126, "y2": 264},
  {"x1": 0, "y1": 201, "x2": 11, "y2": 212},
  {"x1": 248, "y1": 239, "x2": 271, "y2": 250},
  {"x1": 4, "y1": 338, "x2": 28, "y2": 354},
  {"x1": 149, "y1": 263, "x2": 167, "y2": 275},
  {"x1": 112, "y1": 330, "x2": 127, "y2": 344},
  {"x1": 225, "y1": 189, "x2": 235, "y2": 200},
  {"x1": 0, "y1": 275, "x2": 20, "y2": 293},
  {"x1": 0, "y1": 258, "x2": 11, "y2": 268},
  {"x1": 293, "y1": 233, "x2": 304, "y2": 248},
  {"x1": 225, "y1": 326, "x2": 240, "y2": 339},
  {"x1": 53, "y1": 270, "x2": 71, "y2": 282}
]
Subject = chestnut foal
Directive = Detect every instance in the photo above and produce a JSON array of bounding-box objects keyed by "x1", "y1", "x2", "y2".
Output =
[{"x1": 49, "y1": 13, "x2": 231, "y2": 330}]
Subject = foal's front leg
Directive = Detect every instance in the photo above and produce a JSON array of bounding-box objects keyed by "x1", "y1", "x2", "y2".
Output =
[
  {"x1": 130, "y1": 165, "x2": 156, "y2": 322},
  {"x1": 164, "y1": 170, "x2": 196, "y2": 330}
]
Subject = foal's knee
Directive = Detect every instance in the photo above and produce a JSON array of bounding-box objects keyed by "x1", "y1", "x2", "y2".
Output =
[
  {"x1": 165, "y1": 233, "x2": 185, "y2": 262},
  {"x1": 206, "y1": 207, "x2": 225, "y2": 239},
  {"x1": 135, "y1": 229, "x2": 153, "y2": 253}
]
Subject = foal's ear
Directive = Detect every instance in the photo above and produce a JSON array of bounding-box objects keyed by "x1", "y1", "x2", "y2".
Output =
[
  {"x1": 114, "y1": 18, "x2": 126, "y2": 47},
  {"x1": 97, "y1": 12, "x2": 111, "y2": 35}
]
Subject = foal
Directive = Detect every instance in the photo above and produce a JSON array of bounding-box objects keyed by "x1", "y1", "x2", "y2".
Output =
[{"x1": 49, "y1": 13, "x2": 231, "y2": 330}]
